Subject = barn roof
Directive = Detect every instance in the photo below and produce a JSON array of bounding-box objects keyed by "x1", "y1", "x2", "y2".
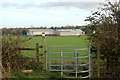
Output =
[
  {"x1": 28, "y1": 29, "x2": 84, "y2": 32},
  {"x1": 56, "y1": 29, "x2": 84, "y2": 32},
  {"x1": 28, "y1": 29, "x2": 54, "y2": 32}
]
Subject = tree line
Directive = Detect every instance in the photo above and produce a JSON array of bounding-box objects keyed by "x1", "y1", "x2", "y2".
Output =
[{"x1": 2, "y1": 25, "x2": 86, "y2": 35}]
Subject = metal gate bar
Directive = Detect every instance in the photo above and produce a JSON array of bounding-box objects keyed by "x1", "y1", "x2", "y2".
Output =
[{"x1": 47, "y1": 45, "x2": 92, "y2": 78}]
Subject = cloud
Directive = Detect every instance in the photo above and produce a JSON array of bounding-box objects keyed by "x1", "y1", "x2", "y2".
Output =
[
  {"x1": 58, "y1": 0, "x2": 105, "y2": 2},
  {"x1": 48, "y1": 16, "x2": 63, "y2": 20},
  {"x1": 57, "y1": 0, "x2": 119, "y2": 2},
  {"x1": 43, "y1": 2, "x2": 100, "y2": 10},
  {"x1": 2, "y1": 0, "x2": 18, "y2": 3},
  {"x1": 1, "y1": 2, "x2": 18, "y2": 8},
  {"x1": 1, "y1": 0, "x2": 119, "y2": 12},
  {"x1": 48, "y1": 10, "x2": 68, "y2": 14},
  {"x1": 1, "y1": 0, "x2": 101, "y2": 10},
  {"x1": 3, "y1": 11, "x2": 33, "y2": 18}
]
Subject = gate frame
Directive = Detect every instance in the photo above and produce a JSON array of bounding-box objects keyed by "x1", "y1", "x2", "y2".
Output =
[{"x1": 46, "y1": 45, "x2": 92, "y2": 78}]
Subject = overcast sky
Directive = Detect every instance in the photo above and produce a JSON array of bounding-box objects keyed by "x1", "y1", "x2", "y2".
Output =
[{"x1": 0, "y1": 0, "x2": 119, "y2": 28}]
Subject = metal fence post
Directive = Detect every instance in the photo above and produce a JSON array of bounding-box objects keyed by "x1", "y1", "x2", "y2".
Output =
[
  {"x1": 49, "y1": 49, "x2": 51, "y2": 71},
  {"x1": 75, "y1": 46, "x2": 78, "y2": 78},
  {"x1": 74, "y1": 46, "x2": 76, "y2": 57},
  {"x1": 61, "y1": 49, "x2": 63, "y2": 77},
  {"x1": 89, "y1": 47, "x2": 91, "y2": 78}
]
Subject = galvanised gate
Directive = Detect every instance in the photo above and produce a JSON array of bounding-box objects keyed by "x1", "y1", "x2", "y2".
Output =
[{"x1": 46, "y1": 45, "x2": 92, "y2": 78}]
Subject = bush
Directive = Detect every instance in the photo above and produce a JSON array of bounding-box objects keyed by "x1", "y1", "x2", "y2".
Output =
[
  {"x1": 85, "y1": 0, "x2": 120, "y2": 77},
  {"x1": 2, "y1": 36, "x2": 31, "y2": 78}
]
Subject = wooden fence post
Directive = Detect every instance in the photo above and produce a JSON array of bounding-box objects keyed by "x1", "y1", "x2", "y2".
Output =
[
  {"x1": 42, "y1": 32, "x2": 46, "y2": 70},
  {"x1": 36, "y1": 43, "x2": 39, "y2": 62}
]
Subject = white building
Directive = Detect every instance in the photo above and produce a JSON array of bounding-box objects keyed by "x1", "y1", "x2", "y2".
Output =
[
  {"x1": 27, "y1": 29, "x2": 55, "y2": 36},
  {"x1": 27, "y1": 29, "x2": 85, "y2": 36},
  {"x1": 55, "y1": 29, "x2": 85, "y2": 36}
]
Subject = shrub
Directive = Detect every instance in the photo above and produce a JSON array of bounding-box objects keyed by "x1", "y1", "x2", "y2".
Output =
[
  {"x1": 85, "y1": 0, "x2": 120, "y2": 77},
  {"x1": 2, "y1": 35, "x2": 31, "y2": 78}
]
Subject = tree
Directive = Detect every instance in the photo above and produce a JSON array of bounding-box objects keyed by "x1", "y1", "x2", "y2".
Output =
[
  {"x1": 85, "y1": 0, "x2": 120, "y2": 77},
  {"x1": 22, "y1": 29, "x2": 27, "y2": 35},
  {"x1": 118, "y1": 0, "x2": 120, "y2": 40}
]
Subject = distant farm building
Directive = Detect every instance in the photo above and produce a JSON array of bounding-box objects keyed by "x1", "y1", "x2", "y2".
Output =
[
  {"x1": 56, "y1": 29, "x2": 85, "y2": 36},
  {"x1": 27, "y1": 29, "x2": 85, "y2": 36},
  {"x1": 27, "y1": 29, "x2": 55, "y2": 36}
]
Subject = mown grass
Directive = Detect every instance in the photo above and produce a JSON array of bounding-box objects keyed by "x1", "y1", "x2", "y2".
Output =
[
  {"x1": 21, "y1": 35, "x2": 90, "y2": 68},
  {"x1": 21, "y1": 35, "x2": 89, "y2": 57},
  {"x1": 11, "y1": 35, "x2": 89, "y2": 78}
]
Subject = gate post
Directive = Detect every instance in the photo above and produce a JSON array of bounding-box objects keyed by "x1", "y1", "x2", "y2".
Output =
[
  {"x1": 42, "y1": 32, "x2": 46, "y2": 70},
  {"x1": 89, "y1": 47, "x2": 92, "y2": 78}
]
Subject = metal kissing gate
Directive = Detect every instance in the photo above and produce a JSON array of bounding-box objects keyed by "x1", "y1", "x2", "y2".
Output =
[{"x1": 46, "y1": 45, "x2": 92, "y2": 78}]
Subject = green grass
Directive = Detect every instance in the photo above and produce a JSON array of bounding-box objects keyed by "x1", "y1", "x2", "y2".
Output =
[
  {"x1": 11, "y1": 35, "x2": 89, "y2": 78},
  {"x1": 21, "y1": 36, "x2": 90, "y2": 68},
  {"x1": 10, "y1": 70, "x2": 61, "y2": 78},
  {"x1": 21, "y1": 35, "x2": 90, "y2": 68},
  {"x1": 21, "y1": 35, "x2": 89, "y2": 57}
]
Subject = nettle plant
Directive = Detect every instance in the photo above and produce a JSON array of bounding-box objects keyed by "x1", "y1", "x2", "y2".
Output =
[{"x1": 85, "y1": 0, "x2": 120, "y2": 72}]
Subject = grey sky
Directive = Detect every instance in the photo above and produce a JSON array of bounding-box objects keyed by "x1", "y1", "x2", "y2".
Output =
[{"x1": 0, "y1": 0, "x2": 119, "y2": 28}]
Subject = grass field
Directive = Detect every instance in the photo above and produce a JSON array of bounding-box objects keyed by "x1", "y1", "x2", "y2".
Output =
[
  {"x1": 21, "y1": 35, "x2": 89, "y2": 57},
  {"x1": 11, "y1": 35, "x2": 90, "y2": 78}
]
